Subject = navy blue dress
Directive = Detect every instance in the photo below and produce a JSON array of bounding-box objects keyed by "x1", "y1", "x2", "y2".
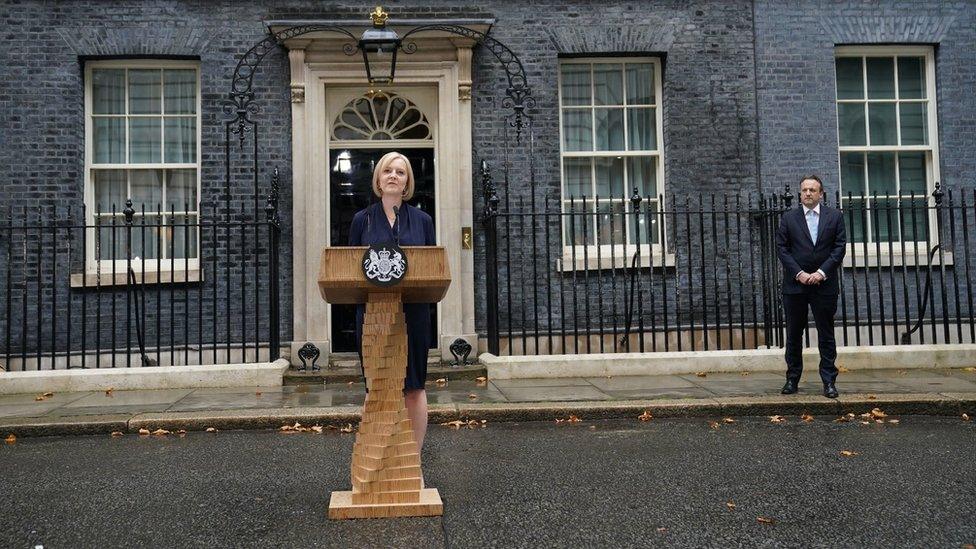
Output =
[{"x1": 349, "y1": 202, "x2": 436, "y2": 391}]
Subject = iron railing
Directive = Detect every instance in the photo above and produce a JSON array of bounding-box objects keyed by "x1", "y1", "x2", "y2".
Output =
[
  {"x1": 483, "y1": 170, "x2": 975, "y2": 356},
  {"x1": 0, "y1": 185, "x2": 281, "y2": 371}
]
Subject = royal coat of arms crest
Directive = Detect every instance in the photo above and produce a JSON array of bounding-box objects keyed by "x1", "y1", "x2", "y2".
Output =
[{"x1": 362, "y1": 242, "x2": 408, "y2": 286}]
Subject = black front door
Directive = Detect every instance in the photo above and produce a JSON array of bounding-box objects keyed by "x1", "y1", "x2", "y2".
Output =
[{"x1": 329, "y1": 148, "x2": 436, "y2": 352}]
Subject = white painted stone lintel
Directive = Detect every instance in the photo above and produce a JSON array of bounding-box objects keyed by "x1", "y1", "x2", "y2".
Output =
[
  {"x1": 0, "y1": 359, "x2": 290, "y2": 395},
  {"x1": 481, "y1": 345, "x2": 976, "y2": 379}
]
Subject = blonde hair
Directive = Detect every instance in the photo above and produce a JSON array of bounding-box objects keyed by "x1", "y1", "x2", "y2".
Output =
[{"x1": 372, "y1": 151, "x2": 416, "y2": 201}]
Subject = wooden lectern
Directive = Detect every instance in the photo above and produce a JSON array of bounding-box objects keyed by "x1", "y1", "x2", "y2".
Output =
[{"x1": 318, "y1": 246, "x2": 451, "y2": 520}]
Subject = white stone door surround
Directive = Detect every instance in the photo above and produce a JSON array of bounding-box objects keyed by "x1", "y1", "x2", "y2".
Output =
[{"x1": 283, "y1": 28, "x2": 480, "y2": 364}]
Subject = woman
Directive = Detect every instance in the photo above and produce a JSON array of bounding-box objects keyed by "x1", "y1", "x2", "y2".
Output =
[{"x1": 348, "y1": 151, "x2": 436, "y2": 451}]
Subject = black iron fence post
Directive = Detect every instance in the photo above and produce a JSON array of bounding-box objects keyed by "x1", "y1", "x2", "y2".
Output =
[
  {"x1": 481, "y1": 160, "x2": 500, "y2": 355},
  {"x1": 266, "y1": 168, "x2": 281, "y2": 361}
]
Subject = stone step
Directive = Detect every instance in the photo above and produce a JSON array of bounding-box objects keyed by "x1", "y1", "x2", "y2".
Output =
[{"x1": 284, "y1": 352, "x2": 485, "y2": 385}]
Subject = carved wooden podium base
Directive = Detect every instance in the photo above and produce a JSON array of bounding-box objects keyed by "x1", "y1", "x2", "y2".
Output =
[{"x1": 328, "y1": 292, "x2": 443, "y2": 520}]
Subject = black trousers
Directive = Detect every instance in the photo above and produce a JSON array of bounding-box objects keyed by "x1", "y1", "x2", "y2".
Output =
[{"x1": 782, "y1": 292, "x2": 839, "y2": 385}]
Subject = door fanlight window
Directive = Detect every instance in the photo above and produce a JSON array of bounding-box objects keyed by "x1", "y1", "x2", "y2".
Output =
[{"x1": 331, "y1": 91, "x2": 432, "y2": 141}]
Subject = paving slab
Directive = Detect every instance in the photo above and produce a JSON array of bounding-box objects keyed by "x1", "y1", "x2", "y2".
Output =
[
  {"x1": 585, "y1": 375, "x2": 699, "y2": 391},
  {"x1": 496, "y1": 385, "x2": 610, "y2": 402}
]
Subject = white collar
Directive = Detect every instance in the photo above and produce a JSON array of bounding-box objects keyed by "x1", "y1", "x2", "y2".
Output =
[{"x1": 803, "y1": 203, "x2": 821, "y2": 215}]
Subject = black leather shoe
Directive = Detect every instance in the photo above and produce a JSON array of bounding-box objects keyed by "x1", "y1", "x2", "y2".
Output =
[
  {"x1": 781, "y1": 379, "x2": 798, "y2": 395},
  {"x1": 823, "y1": 383, "x2": 839, "y2": 398}
]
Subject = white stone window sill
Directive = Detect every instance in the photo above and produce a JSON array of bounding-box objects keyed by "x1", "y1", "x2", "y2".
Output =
[
  {"x1": 844, "y1": 251, "x2": 953, "y2": 268},
  {"x1": 70, "y1": 268, "x2": 203, "y2": 288},
  {"x1": 557, "y1": 248, "x2": 676, "y2": 272}
]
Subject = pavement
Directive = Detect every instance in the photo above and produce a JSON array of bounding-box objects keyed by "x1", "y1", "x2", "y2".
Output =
[
  {"x1": 2, "y1": 416, "x2": 974, "y2": 548},
  {"x1": 2, "y1": 367, "x2": 975, "y2": 437}
]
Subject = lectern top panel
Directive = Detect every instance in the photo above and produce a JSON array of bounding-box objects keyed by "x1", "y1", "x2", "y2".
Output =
[{"x1": 318, "y1": 246, "x2": 451, "y2": 304}]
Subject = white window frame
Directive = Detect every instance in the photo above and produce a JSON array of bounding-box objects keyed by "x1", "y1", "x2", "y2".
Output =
[
  {"x1": 834, "y1": 45, "x2": 942, "y2": 264},
  {"x1": 82, "y1": 59, "x2": 202, "y2": 281},
  {"x1": 557, "y1": 57, "x2": 666, "y2": 270}
]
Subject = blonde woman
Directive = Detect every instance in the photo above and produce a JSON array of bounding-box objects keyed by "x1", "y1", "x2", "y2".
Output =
[{"x1": 348, "y1": 151, "x2": 436, "y2": 450}]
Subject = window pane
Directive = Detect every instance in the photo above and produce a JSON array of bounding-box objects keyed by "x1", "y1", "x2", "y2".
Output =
[
  {"x1": 899, "y1": 102, "x2": 928, "y2": 145},
  {"x1": 641, "y1": 199, "x2": 660, "y2": 245},
  {"x1": 866, "y1": 57, "x2": 895, "y2": 99},
  {"x1": 867, "y1": 152, "x2": 896, "y2": 197},
  {"x1": 93, "y1": 170, "x2": 126, "y2": 213},
  {"x1": 594, "y1": 157, "x2": 624, "y2": 198},
  {"x1": 627, "y1": 156, "x2": 657, "y2": 197},
  {"x1": 627, "y1": 107, "x2": 656, "y2": 151},
  {"x1": 900, "y1": 197, "x2": 928, "y2": 241},
  {"x1": 560, "y1": 65, "x2": 591, "y2": 106},
  {"x1": 897, "y1": 57, "x2": 925, "y2": 99},
  {"x1": 595, "y1": 108, "x2": 624, "y2": 151},
  {"x1": 164, "y1": 69, "x2": 196, "y2": 114},
  {"x1": 835, "y1": 57, "x2": 864, "y2": 100},
  {"x1": 625, "y1": 63, "x2": 654, "y2": 105},
  {"x1": 130, "y1": 169, "x2": 163, "y2": 212},
  {"x1": 898, "y1": 152, "x2": 926, "y2": 195},
  {"x1": 93, "y1": 117, "x2": 125, "y2": 163},
  {"x1": 563, "y1": 157, "x2": 591, "y2": 198},
  {"x1": 562, "y1": 110, "x2": 593, "y2": 152},
  {"x1": 128, "y1": 69, "x2": 162, "y2": 115},
  {"x1": 837, "y1": 103, "x2": 866, "y2": 146},
  {"x1": 868, "y1": 103, "x2": 896, "y2": 146},
  {"x1": 871, "y1": 195, "x2": 898, "y2": 242},
  {"x1": 92, "y1": 69, "x2": 125, "y2": 115},
  {"x1": 129, "y1": 118, "x2": 161, "y2": 163},
  {"x1": 593, "y1": 63, "x2": 623, "y2": 106},
  {"x1": 563, "y1": 200, "x2": 593, "y2": 245},
  {"x1": 95, "y1": 216, "x2": 126, "y2": 261},
  {"x1": 132, "y1": 214, "x2": 160, "y2": 260},
  {"x1": 596, "y1": 201, "x2": 625, "y2": 246},
  {"x1": 164, "y1": 117, "x2": 196, "y2": 163},
  {"x1": 167, "y1": 169, "x2": 198, "y2": 211},
  {"x1": 840, "y1": 152, "x2": 866, "y2": 195},
  {"x1": 169, "y1": 214, "x2": 199, "y2": 259},
  {"x1": 842, "y1": 198, "x2": 867, "y2": 243}
]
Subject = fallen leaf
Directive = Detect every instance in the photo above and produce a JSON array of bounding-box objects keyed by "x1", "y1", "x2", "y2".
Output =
[
  {"x1": 722, "y1": 417, "x2": 736, "y2": 424},
  {"x1": 311, "y1": 425, "x2": 323, "y2": 434},
  {"x1": 739, "y1": 371, "x2": 750, "y2": 376},
  {"x1": 279, "y1": 424, "x2": 295, "y2": 432},
  {"x1": 695, "y1": 372, "x2": 707, "y2": 378},
  {"x1": 838, "y1": 366, "x2": 850, "y2": 373},
  {"x1": 870, "y1": 408, "x2": 887, "y2": 419},
  {"x1": 887, "y1": 419, "x2": 900, "y2": 424},
  {"x1": 867, "y1": 394, "x2": 877, "y2": 400},
  {"x1": 441, "y1": 420, "x2": 467, "y2": 429},
  {"x1": 434, "y1": 378, "x2": 448, "y2": 386},
  {"x1": 138, "y1": 428, "x2": 150, "y2": 436},
  {"x1": 177, "y1": 429, "x2": 187, "y2": 435},
  {"x1": 859, "y1": 421, "x2": 872, "y2": 425},
  {"x1": 339, "y1": 423, "x2": 355, "y2": 433},
  {"x1": 963, "y1": 413, "x2": 971, "y2": 422},
  {"x1": 42, "y1": 392, "x2": 54, "y2": 397},
  {"x1": 726, "y1": 500, "x2": 736, "y2": 511},
  {"x1": 588, "y1": 425, "x2": 597, "y2": 431},
  {"x1": 638, "y1": 410, "x2": 653, "y2": 422},
  {"x1": 898, "y1": 370, "x2": 908, "y2": 375},
  {"x1": 840, "y1": 450, "x2": 859, "y2": 457},
  {"x1": 105, "y1": 388, "x2": 114, "y2": 396},
  {"x1": 34, "y1": 396, "x2": 45, "y2": 401},
  {"x1": 475, "y1": 376, "x2": 487, "y2": 386},
  {"x1": 110, "y1": 431, "x2": 124, "y2": 437},
  {"x1": 205, "y1": 427, "x2": 218, "y2": 433},
  {"x1": 255, "y1": 391, "x2": 262, "y2": 396},
  {"x1": 757, "y1": 517, "x2": 776, "y2": 525},
  {"x1": 801, "y1": 414, "x2": 815, "y2": 422},
  {"x1": 152, "y1": 429, "x2": 170, "y2": 436},
  {"x1": 962, "y1": 367, "x2": 976, "y2": 373},
  {"x1": 4, "y1": 434, "x2": 16, "y2": 444},
  {"x1": 708, "y1": 421, "x2": 720, "y2": 430},
  {"x1": 467, "y1": 393, "x2": 478, "y2": 400},
  {"x1": 347, "y1": 381, "x2": 354, "y2": 386},
  {"x1": 769, "y1": 415, "x2": 786, "y2": 423}
]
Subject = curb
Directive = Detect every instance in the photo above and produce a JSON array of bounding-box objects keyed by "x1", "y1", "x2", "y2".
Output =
[{"x1": 1, "y1": 393, "x2": 973, "y2": 438}]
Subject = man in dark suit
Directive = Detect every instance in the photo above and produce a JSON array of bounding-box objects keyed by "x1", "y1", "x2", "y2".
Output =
[{"x1": 775, "y1": 175, "x2": 847, "y2": 398}]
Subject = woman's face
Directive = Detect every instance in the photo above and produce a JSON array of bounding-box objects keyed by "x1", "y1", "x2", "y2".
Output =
[{"x1": 379, "y1": 157, "x2": 409, "y2": 199}]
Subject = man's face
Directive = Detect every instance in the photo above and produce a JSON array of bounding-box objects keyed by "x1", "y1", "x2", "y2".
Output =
[{"x1": 800, "y1": 179, "x2": 823, "y2": 208}]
